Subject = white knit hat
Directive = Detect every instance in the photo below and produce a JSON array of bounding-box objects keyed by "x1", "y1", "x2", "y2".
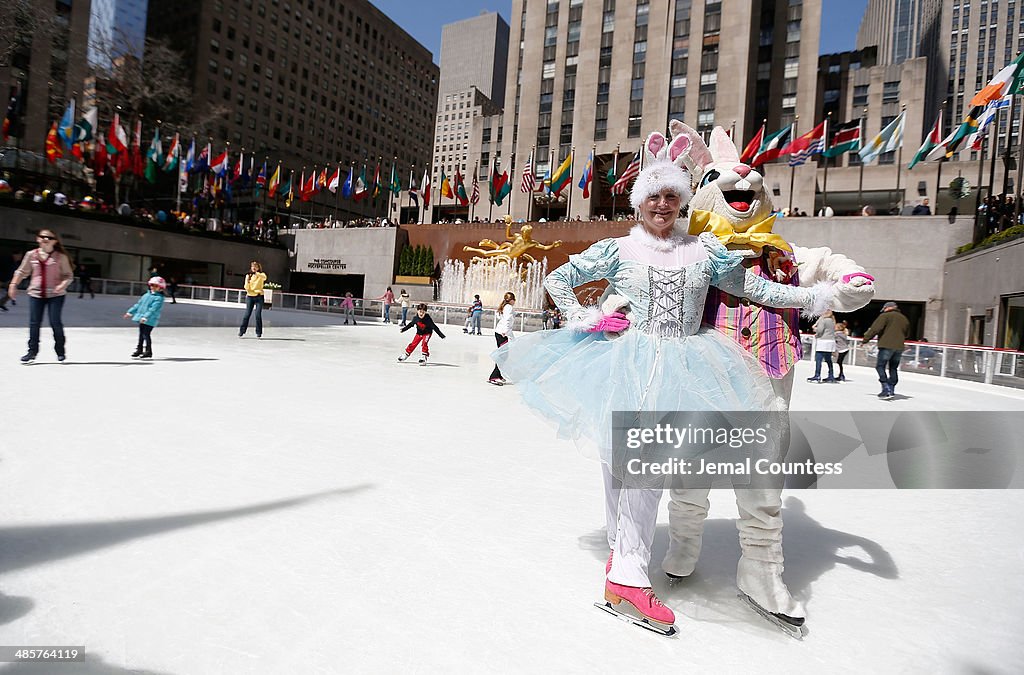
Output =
[{"x1": 629, "y1": 130, "x2": 695, "y2": 211}]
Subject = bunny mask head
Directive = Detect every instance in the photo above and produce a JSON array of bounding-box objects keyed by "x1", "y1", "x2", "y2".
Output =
[
  {"x1": 629, "y1": 129, "x2": 694, "y2": 212},
  {"x1": 670, "y1": 121, "x2": 775, "y2": 229}
]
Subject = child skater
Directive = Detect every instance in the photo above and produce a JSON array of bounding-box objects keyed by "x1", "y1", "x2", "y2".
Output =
[
  {"x1": 125, "y1": 276, "x2": 167, "y2": 358},
  {"x1": 398, "y1": 303, "x2": 445, "y2": 364}
]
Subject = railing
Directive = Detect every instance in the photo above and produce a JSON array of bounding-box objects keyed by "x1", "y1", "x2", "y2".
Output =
[
  {"x1": 87, "y1": 278, "x2": 548, "y2": 333},
  {"x1": 800, "y1": 335, "x2": 1024, "y2": 390},
  {"x1": 83, "y1": 278, "x2": 1024, "y2": 390}
]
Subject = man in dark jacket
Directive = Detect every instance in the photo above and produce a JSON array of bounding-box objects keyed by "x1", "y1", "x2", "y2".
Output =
[{"x1": 862, "y1": 301, "x2": 911, "y2": 399}]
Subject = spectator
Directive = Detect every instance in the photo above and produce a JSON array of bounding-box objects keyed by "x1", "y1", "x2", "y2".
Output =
[
  {"x1": 817, "y1": 205, "x2": 834, "y2": 217},
  {"x1": 862, "y1": 301, "x2": 911, "y2": 400},
  {"x1": 911, "y1": 198, "x2": 932, "y2": 216},
  {"x1": 76, "y1": 263, "x2": 94, "y2": 299}
]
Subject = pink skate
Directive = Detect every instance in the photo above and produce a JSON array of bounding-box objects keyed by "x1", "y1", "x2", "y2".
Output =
[{"x1": 598, "y1": 579, "x2": 676, "y2": 634}]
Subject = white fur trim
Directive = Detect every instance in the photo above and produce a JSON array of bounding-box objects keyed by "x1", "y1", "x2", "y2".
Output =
[
  {"x1": 802, "y1": 281, "x2": 835, "y2": 319},
  {"x1": 566, "y1": 305, "x2": 604, "y2": 332},
  {"x1": 629, "y1": 161, "x2": 693, "y2": 211},
  {"x1": 628, "y1": 222, "x2": 690, "y2": 252}
]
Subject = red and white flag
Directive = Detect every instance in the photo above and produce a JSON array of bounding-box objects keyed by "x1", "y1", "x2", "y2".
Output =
[
  {"x1": 611, "y1": 150, "x2": 641, "y2": 195},
  {"x1": 520, "y1": 151, "x2": 535, "y2": 192}
]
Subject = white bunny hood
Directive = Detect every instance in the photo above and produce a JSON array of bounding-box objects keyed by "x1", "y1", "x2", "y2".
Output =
[{"x1": 629, "y1": 129, "x2": 697, "y2": 211}]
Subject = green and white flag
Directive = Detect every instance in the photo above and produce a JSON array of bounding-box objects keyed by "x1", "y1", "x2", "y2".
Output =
[{"x1": 858, "y1": 111, "x2": 905, "y2": 165}]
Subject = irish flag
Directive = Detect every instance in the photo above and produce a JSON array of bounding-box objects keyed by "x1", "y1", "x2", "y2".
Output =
[{"x1": 971, "y1": 52, "x2": 1024, "y2": 107}]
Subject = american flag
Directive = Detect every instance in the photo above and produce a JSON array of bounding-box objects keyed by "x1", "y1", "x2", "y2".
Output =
[
  {"x1": 520, "y1": 152, "x2": 535, "y2": 192},
  {"x1": 611, "y1": 150, "x2": 641, "y2": 195},
  {"x1": 470, "y1": 173, "x2": 480, "y2": 205}
]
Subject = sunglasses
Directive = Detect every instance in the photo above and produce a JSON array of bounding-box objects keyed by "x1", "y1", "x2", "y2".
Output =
[{"x1": 38, "y1": 235, "x2": 56, "y2": 241}]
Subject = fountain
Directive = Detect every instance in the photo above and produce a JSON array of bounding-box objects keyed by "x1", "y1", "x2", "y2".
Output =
[{"x1": 440, "y1": 256, "x2": 549, "y2": 309}]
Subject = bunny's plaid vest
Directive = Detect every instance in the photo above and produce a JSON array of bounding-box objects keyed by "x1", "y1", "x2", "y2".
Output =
[{"x1": 702, "y1": 251, "x2": 803, "y2": 379}]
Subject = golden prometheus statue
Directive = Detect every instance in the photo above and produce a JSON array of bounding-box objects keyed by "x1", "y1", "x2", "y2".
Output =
[{"x1": 463, "y1": 215, "x2": 563, "y2": 265}]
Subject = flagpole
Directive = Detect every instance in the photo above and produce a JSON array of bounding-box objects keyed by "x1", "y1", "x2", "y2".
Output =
[
  {"x1": 821, "y1": 112, "x2": 831, "y2": 213},
  {"x1": 788, "y1": 116, "x2": 799, "y2": 213},
  {"x1": 935, "y1": 101, "x2": 947, "y2": 211},
  {"x1": 895, "y1": 105, "x2": 906, "y2": 213},
  {"x1": 1001, "y1": 94, "x2": 1017, "y2": 203},
  {"x1": 524, "y1": 153, "x2": 532, "y2": 222},
  {"x1": 986, "y1": 107, "x2": 1002, "y2": 221},
  {"x1": 611, "y1": 143, "x2": 619, "y2": 219},
  {"x1": 507, "y1": 152, "x2": 515, "y2": 216},
  {"x1": 1016, "y1": 93, "x2": 1024, "y2": 227},
  {"x1": 975, "y1": 123, "x2": 987, "y2": 237},
  {"x1": 547, "y1": 148, "x2": 554, "y2": 222},
  {"x1": 858, "y1": 109, "x2": 866, "y2": 210},
  {"x1": 566, "y1": 147, "x2": 574, "y2": 220},
  {"x1": 470, "y1": 162, "x2": 477, "y2": 221}
]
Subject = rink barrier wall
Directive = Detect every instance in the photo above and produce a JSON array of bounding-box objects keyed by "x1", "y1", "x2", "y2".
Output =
[{"x1": 82, "y1": 278, "x2": 1024, "y2": 391}]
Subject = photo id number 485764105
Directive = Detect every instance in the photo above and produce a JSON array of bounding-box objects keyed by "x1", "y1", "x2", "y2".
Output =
[{"x1": 0, "y1": 646, "x2": 85, "y2": 662}]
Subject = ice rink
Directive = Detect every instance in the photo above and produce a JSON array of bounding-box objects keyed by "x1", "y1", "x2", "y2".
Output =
[{"x1": 2, "y1": 296, "x2": 1023, "y2": 674}]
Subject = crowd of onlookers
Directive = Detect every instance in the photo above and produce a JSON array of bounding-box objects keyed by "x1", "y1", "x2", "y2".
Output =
[{"x1": 979, "y1": 194, "x2": 1020, "y2": 236}]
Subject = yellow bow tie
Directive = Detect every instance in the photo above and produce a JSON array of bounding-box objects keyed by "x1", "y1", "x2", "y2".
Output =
[{"x1": 687, "y1": 210, "x2": 792, "y2": 254}]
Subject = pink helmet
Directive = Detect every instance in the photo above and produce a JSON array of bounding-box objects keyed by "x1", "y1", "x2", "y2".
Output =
[{"x1": 148, "y1": 276, "x2": 167, "y2": 290}]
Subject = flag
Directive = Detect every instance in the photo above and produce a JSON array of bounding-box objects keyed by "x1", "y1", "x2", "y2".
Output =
[
  {"x1": 74, "y1": 107, "x2": 97, "y2": 144},
  {"x1": 178, "y1": 158, "x2": 188, "y2": 194},
  {"x1": 971, "y1": 52, "x2": 1024, "y2": 107},
  {"x1": 45, "y1": 122, "x2": 63, "y2": 163},
  {"x1": 909, "y1": 113, "x2": 942, "y2": 169},
  {"x1": 372, "y1": 162, "x2": 381, "y2": 199},
  {"x1": 750, "y1": 125, "x2": 792, "y2": 166},
  {"x1": 130, "y1": 118, "x2": 143, "y2": 176},
  {"x1": 300, "y1": 170, "x2": 316, "y2": 201},
  {"x1": 440, "y1": 167, "x2": 453, "y2": 199},
  {"x1": 283, "y1": 172, "x2": 294, "y2": 208},
  {"x1": 210, "y1": 149, "x2": 228, "y2": 176},
  {"x1": 420, "y1": 169, "x2": 431, "y2": 208},
  {"x1": 162, "y1": 133, "x2": 180, "y2": 172},
  {"x1": 611, "y1": 150, "x2": 641, "y2": 195},
  {"x1": 389, "y1": 163, "x2": 401, "y2": 195},
  {"x1": 184, "y1": 138, "x2": 196, "y2": 172},
  {"x1": 454, "y1": 169, "x2": 468, "y2": 206},
  {"x1": 521, "y1": 151, "x2": 536, "y2": 192},
  {"x1": 471, "y1": 172, "x2": 480, "y2": 205},
  {"x1": 578, "y1": 150, "x2": 594, "y2": 198},
  {"x1": 967, "y1": 94, "x2": 1012, "y2": 151},
  {"x1": 354, "y1": 165, "x2": 368, "y2": 201},
  {"x1": 255, "y1": 161, "x2": 267, "y2": 196},
  {"x1": 144, "y1": 128, "x2": 162, "y2": 183},
  {"x1": 342, "y1": 165, "x2": 354, "y2": 199},
  {"x1": 858, "y1": 111, "x2": 905, "y2": 164},
  {"x1": 93, "y1": 132, "x2": 108, "y2": 176},
  {"x1": 548, "y1": 151, "x2": 573, "y2": 196},
  {"x1": 740, "y1": 123, "x2": 765, "y2": 165},
  {"x1": 823, "y1": 120, "x2": 861, "y2": 158},
  {"x1": 57, "y1": 99, "x2": 75, "y2": 149},
  {"x1": 268, "y1": 163, "x2": 281, "y2": 197},
  {"x1": 108, "y1": 113, "x2": 128, "y2": 155},
  {"x1": 328, "y1": 165, "x2": 341, "y2": 193},
  {"x1": 409, "y1": 173, "x2": 419, "y2": 208},
  {"x1": 782, "y1": 120, "x2": 827, "y2": 166},
  {"x1": 317, "y1": 166, "x2": 328, "y2": 191},
  {"x1": 233, "y1": 151, "x2": 245, "y2": 182},
  {"x1": 2, "y1": 85, "x2": 21, "y2": 141},
  {"x1": 490, "y1": 157, "x2": 512, "y2": 205}
]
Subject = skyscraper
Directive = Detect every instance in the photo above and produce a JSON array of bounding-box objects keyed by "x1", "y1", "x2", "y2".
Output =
[
  {"x1": 88, "y1": 0, "x2": 149, "y2": 69},
  {"x1": 497, "y1": 0, "x2": 822, "y2": 221}
]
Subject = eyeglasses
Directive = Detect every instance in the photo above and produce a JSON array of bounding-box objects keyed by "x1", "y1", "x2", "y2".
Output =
[{"x1": 38, "y1": 235, "x2": 56, "y2": 241}]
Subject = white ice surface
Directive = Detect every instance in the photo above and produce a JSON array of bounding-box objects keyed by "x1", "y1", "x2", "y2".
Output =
[{"x1": 1, "y1": 297, "x2": 1023, "y2": 674}]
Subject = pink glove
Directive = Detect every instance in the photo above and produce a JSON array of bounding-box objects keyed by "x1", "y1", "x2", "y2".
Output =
[
  {"x1": 841, "y1": 272, "x2": 874, "y2": 284},
  {"x1": 587, "y1": 312, "x2": 630, "y2": 333}
]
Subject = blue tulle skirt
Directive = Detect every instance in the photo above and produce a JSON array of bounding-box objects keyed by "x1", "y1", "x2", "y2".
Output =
[{"x1": 493, "y1": 327, "x2": 783, "y2": 462}]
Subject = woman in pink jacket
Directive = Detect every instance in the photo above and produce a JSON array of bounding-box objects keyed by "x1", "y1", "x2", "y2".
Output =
[
  {"x1": 377, "y1": 286, "x2": 395, "y2": 323},
  {"x1": 7, "y1": 229, "x2": 75, "y2": 363}
]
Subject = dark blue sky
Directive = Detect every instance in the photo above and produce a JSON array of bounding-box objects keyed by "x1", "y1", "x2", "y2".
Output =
[{"x1": 370, "y1": 0, "x2": 869, "y2": 63}]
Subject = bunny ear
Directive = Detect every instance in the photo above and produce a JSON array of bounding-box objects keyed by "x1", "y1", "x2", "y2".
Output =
[
  {"x1": 668, "y1": 119, "x2": 712, "y2": 172},
  {"x1": 709, "y1": 126, "x2": 740, "y2": 164},
  {"x1": 666, "y1": 134, "x2": 691, "y2": 168},
  {"x1": 644, "y1": 132, "x2": 668, "y2": 162}
]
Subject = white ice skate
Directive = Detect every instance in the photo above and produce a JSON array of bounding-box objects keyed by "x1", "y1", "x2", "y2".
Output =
[
  {"x1": 397, "y1": 353, "x2": 409, "y2": 362},
  {"x1": 736, "y1": 557, "x2": 806, "y2": 639},
  {"x1": 418, "y1": 354, "x2": 429, "y2": 365}
]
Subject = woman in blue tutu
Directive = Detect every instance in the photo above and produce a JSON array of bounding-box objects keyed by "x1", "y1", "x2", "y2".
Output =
[{"x1": 493, "y1": 129, "x2": 835, "y2": 632}]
